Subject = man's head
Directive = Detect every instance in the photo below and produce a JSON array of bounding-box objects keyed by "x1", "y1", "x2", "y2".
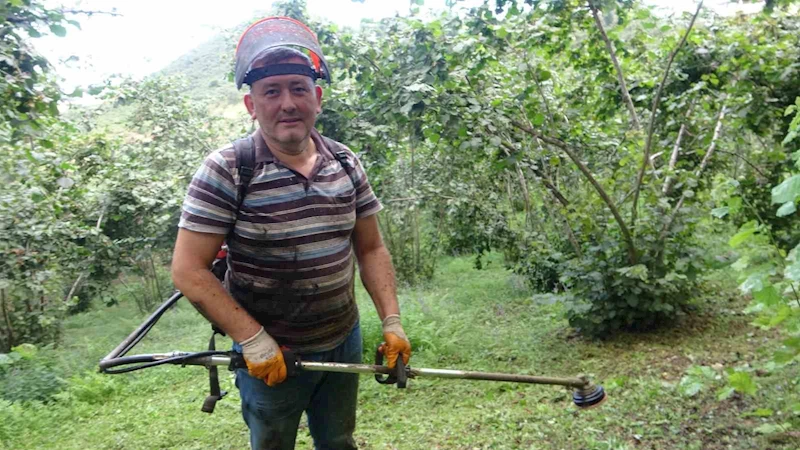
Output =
[
  {"x1": 234, "y1": 17, "x2": 331, "y2": 152},
  {"x1": 243, "y1": 47, "x2": 323, "y2": 151}
]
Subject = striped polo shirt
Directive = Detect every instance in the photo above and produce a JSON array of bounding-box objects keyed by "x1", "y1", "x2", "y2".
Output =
[{"x1": 178, "y1": 129, "x2": 382, "y2": 353}]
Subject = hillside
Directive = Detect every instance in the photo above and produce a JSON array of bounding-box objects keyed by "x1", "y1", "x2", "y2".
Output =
[{"x1": 158, "y1": 30, "x2": 240, "y2": 106}]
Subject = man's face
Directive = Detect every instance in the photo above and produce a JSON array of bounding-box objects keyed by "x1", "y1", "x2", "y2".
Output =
[{"x1": 244, "y1": 57, "x2": 323, "y2": 149}]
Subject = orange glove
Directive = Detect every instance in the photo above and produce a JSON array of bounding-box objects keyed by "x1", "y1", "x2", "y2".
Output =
[
  {"x1": 240, "y1": 327, "x2": 287, "y2": 387},
  {"x1": 381, "y1": 314, "x2": 411, "y2": 369}
]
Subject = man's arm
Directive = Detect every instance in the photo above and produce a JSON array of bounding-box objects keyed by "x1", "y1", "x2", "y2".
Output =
[
  {"x1": 352, "y1": 214, "x2": 399, "y2": 320},
  {"x1": 171, "y1": 228, "x2": 261, "y2": 342},
  {"x1": 353, "y1": 214, "x2": 410, "y2": 367}
]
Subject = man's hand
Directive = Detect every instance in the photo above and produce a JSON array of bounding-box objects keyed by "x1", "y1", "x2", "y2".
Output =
[
  {"x1": 381, "y1": 314, "x2": 411, "y2": 368},
  {"x1": 241, "y1": 327, "x2": 287, "y2": 386}
]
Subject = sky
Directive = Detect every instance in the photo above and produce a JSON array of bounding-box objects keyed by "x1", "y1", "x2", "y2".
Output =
[{"x1": 34, "y1": 0, "x2": 760, "y2": 93}]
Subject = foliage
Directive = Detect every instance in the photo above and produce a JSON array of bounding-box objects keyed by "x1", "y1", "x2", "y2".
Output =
[
  {"x1": 308, "y1": 1, "x2": 800, "y2": 334},
  {"x1": 4, "y1": 254, "x2": 800, "y2": 449},
  {"x1": 0, "y1": 343, "x2": 66, "y2": 403},
  {"x1": 708, "y1": 99, "x2": 800, "y2": 433},
  {"x1": 0, "y1": 1, "x2": 95, "y2": 350},
  {"x1": 725, "y1": 99, "x2": 800, "y2": 363}
]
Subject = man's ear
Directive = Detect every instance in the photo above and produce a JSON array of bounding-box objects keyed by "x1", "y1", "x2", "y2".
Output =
[
  {"x1": 244, "y1": 93, "x2": 256, "y2": 120},
  {"x1": 315, "y1": 85, "x2": 323, "y2": 114}
]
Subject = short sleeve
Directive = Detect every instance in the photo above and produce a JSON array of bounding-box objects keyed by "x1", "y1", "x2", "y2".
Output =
[
  {"x1": 178, "y1": 148, "x2": 239, "y2": 235},
  {"x1": 351, "y1": 153, "x2": 383, "y2": 219}
]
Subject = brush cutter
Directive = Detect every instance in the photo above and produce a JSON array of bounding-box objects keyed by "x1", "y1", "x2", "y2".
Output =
[{"x1": 99, "y1": 292, "x2": 606, "y2": 413}]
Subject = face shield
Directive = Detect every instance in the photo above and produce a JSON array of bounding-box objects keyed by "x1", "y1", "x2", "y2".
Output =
[{"x1": 234, "y1": 16, "x2": 332, "y2": 90}]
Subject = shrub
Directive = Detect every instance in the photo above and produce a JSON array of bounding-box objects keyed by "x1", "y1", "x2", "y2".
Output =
[
  {"x1": 0, "y1": 344, "x2": 66, "y2": 404},
  {"x1": 559, "y1": 230, "x2": 705, "y2": 337}
]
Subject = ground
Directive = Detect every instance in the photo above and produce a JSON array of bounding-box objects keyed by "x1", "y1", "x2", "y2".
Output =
[{"x1": 1, "y1": 253, "x2": 799, "y2": 449}]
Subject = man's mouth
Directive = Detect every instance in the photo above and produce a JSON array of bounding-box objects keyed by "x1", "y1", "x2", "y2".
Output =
[{"x1": 279, "y1": 118, "x2": 301, "y2": 124}]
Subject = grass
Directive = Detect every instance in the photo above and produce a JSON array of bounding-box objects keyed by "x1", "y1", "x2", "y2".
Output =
[{"x1": 2, "y1": 253, "x2": 799, "y2": 449}]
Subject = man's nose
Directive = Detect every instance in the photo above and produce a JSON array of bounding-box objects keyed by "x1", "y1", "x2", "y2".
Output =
[{"x1": 278, "y1": 91, "x2": 297, "y2": 112}]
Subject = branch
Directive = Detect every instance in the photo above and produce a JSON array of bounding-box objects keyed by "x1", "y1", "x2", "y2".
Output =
[
  {"x1": 501, "y1": 141, "x2": 569, "y2": 207},
  {"x1": 631, "y1": 1, "x2": 703, "y2": 229},
  {"x1": 1, "y1": 289, "x2": 15, "y2": 347},
  {"x1": 588, "y1": 0, "x2": 641, "y2": 130},
  {"x1": 383, "y1": 195, "x2": 457, "y2": 203},
  {"x1": 64, "y1": 273, "x2": 85, "y2": 304},
  {"x1": 663, "y1": 124, "x2": 688, "y2": 196},
  {"x1": 58, "y1": 9, "x2": 122, "y2": 18},
  {"x1": 658, "y1": 101, "x2": 726, "y2": 243},
  {"x1": 533, "y1": 167, "x2": 570, "y2": 207},
  {"x1": 696, "y1": 104, "x2": 727, "y2": 176},
  {"x1": 715, "y1": 149, "x2": 769, "y2": 179},
  {"x1": 512, "y1": 121, "x2": 637, "y2": 264}
]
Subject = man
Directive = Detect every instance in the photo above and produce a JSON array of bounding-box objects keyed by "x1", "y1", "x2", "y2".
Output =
[{"x1": 171, "y1": 17, "x2": 411, "y2": 450}]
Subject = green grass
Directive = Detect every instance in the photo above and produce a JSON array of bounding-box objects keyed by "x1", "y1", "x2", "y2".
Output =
[{"x1": 2, "y1": 253, "x2": 799, "y2": 449}]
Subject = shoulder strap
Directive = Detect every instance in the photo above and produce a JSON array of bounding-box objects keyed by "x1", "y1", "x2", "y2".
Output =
[
  {"x1": 232, "y1": 135, "x2": 256, "y2": 210},
  {"x1": 322, "y1": 136, "x2": 356, "y2": 188}
]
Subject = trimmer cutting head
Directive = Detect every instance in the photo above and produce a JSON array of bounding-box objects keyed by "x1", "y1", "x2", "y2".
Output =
[{"x1": 572, "y1": 383, "x2": 606, "y2": 409}]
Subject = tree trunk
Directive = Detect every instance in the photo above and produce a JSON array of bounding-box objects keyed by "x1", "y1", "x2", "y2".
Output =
[
  {"x1": 409, "y1": 141, "x2": 420, "y2": 272},
  {"x1": 1, "y1": 289, "x2": 15, "y2": 351},
  {"x1": 149, "y1": 252, "x2": 162, "y2": 300},
  {"x1": 515, "y1": 165, "x2": 533, "y2": 225},
  {"x1": 662, "y1": 122, "x2": 688, "y2": 196}
]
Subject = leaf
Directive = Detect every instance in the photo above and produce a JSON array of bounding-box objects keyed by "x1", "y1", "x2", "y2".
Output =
[
  {"x1": 12, "y1": 343, "x2": 38, "y2": 359},
  {"x1": 777, "y1": 201, "x2": 796, "y2": 217},
  {"x1": 679, "y1": 379, "x2": 705, "y2": 397},
  {"x1": 711, "y1": 207, "x2": 729, "y2": 218},
  {"x1": 753, "y1": 285, "x2": 781, "y2": 306},
  {"x1": 538, "y1": 70, "x2": 552, "y2": 82},
  {"x1": 729, "y1": 222, "x2": 758, "y2": 248},
  {"x1": 57, "y1": 177, "x2": 75, "y2": 189},
  {"x1": 773, "y1": 347, "x2": 799, "y2": 364},
  {"x1": 738, "y1": 274, "x2": 763, "y2": 294},
  {"x1": 741, "y1": 408, "x2": 774, "y2": 418},
  {"x1": 404, "y1": 83, "x2": 435, "y2": 93},
  {"x1": 532, "y1": 113, "x2": 545, "y2": 126},
  {"x1": 617, "y1": 264, "x2": 649, "y2": 281},
  {"x1": 717, "y1": 386, "x2": 736, "y2": 400},
  {"x1": 784, "y1": 259, "x2": 800, "y2": 282},
  {"x1": 771, "y1": 175, "x2": 800, "y2": 204},
  {"x1": 754, "y1": 423, "x2": 790, "y2": 435},
  {"x1": 49, "y1": 24, "x2": 67, "y2": 37},
  {"x1": 784, "y1": 337, "x2": 800, "y2": 350},
  {"x1": 678, "y1": 366, "x2": 716, "y2": 397}
]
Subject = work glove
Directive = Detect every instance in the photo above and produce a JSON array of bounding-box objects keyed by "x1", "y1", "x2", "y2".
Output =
[
  {"x1": 240, "y1": 327, "x2": 287, "y2": 387},
  {"x1": 380, "y1": 314, "x2": 411, "y2": 369}
]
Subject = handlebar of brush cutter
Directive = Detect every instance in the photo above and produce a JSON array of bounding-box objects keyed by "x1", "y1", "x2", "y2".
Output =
[
  {"x1": 100, "y1": 348, "x2": 606, "y2": 409},
  {"x1": 98, "y1": 290, "x2": 605, "y2": 409}
]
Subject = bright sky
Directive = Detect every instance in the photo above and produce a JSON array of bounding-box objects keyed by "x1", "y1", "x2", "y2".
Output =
[{"x1": 35, "y1": 0, "x2": 760, "y2": 92}]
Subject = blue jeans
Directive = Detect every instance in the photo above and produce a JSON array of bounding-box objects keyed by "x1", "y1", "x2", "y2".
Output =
[{"x1": 234, "y1": 322, "x2": 362, "y2": 450}]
